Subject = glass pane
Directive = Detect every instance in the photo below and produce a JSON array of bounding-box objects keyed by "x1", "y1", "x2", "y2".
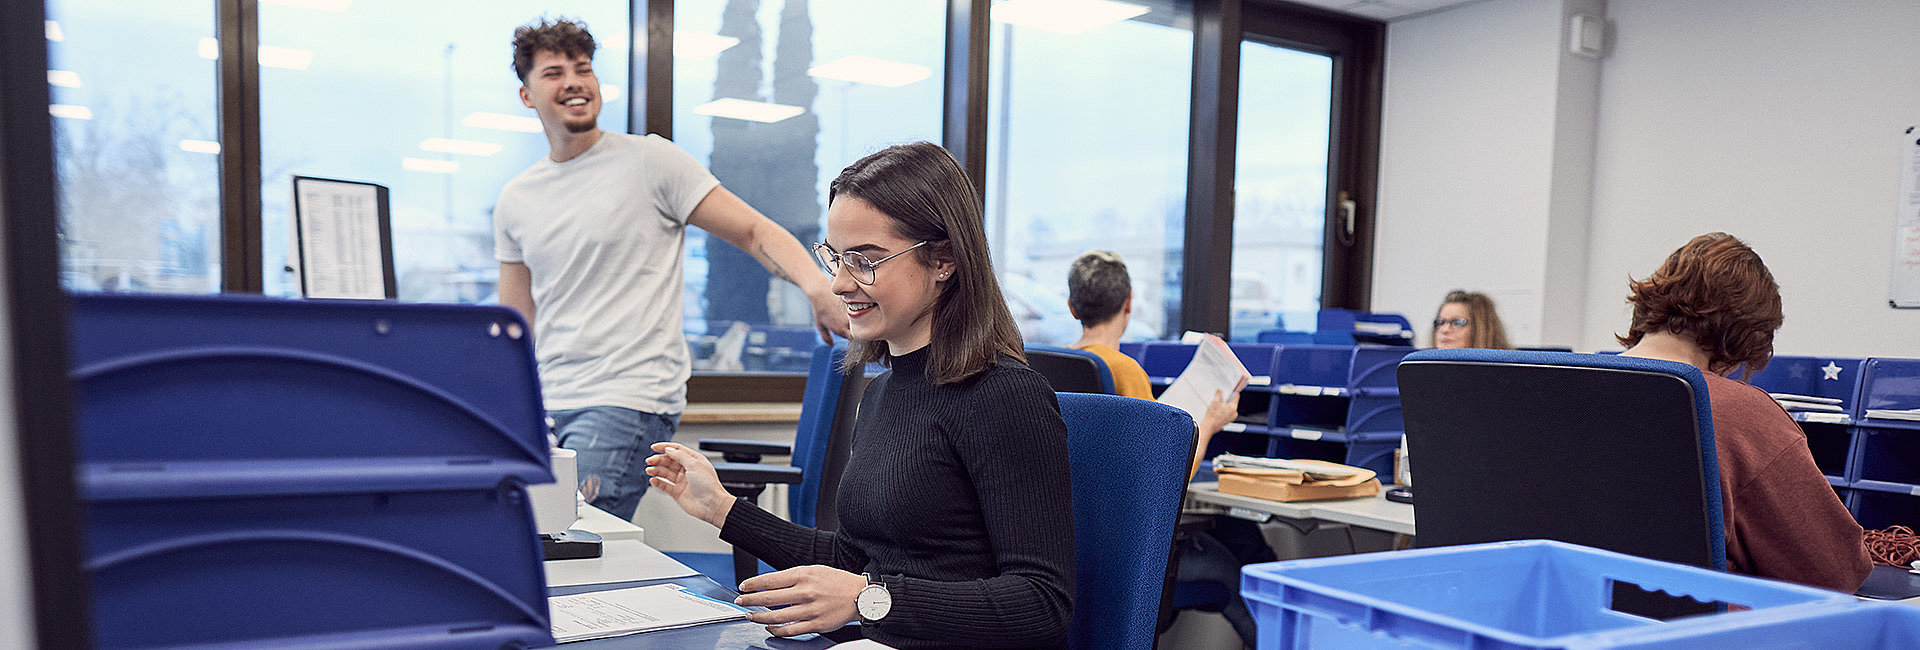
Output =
[
  {"x1": 1230, "y1": 40, "x2": 1332, "y2": 341},
  {"x1": 259, "y1": 3, "x2": 629, "y2": 301},
  {"x1": 48, "y1": 1, "x2": 221, "y2": 293},
  {"x1": 986, "y1": 1, "x2": 1191, "y2": 345},
  {"x1": 674, "y1": 0, "x2": 944, "y2": 371}
]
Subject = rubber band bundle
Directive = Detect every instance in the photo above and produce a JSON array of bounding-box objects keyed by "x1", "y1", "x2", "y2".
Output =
[{"x1": 1864, "y1": 525, "x2": 1920, "y2": 567}]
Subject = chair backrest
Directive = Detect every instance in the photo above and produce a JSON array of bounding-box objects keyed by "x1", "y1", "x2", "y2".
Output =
[
  {"x1": 1396, "y1": 349, "x2": 1726, "y2": 570},
  {"x1": 1025, "y1": 344, "x2": 1116, "y2": 394},
  {"x1": 1058, "y1": 393, "x2": 1194, "y2": 649},
  {"x1": 789, "y1": 342, "x2": 865, "y2": 529}
]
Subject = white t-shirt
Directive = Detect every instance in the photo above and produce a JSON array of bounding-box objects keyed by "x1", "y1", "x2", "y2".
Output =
[{"x1": 494, "y1": 132, "x2": 720, "y2": 414}]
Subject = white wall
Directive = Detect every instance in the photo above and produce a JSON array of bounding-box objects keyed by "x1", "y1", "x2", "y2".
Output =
[
  {"x1": 1583, "y1": 0, "x2": 1920, "y2": 357},
  {"x1": 1377, "y1": 0, "x2": 1920, "y2": 357}
]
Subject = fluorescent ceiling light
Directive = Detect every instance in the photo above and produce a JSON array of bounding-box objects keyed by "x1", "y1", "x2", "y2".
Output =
[
  {"x1": 603, "y1": 84, "x2": 621, "y2": 102},
  {"x1": 49, "y1": 104, "x2": 92, "y2": 120},
  {"x1": 675, "y1": 31, "x2": 740, "y2": 60},
  {"x1": 692, "y1": 98, "x2": 804, "y2": 124},
  {"x1": 179, "y1": 139, "x2": 221, "y2": 155},
  {"x1": 47, "y1": 70, "x2": 82, "y2": 88},
  {"x1": 199, "y1": 37, "x2": 219, "y2": 60},
  {"x1": 990, "y1": 0, "x2": 1149, "y2": 35},
  {"x1": 262, "y1": 0, "x2": 352, "y2": 10},
  {"x1": 46, "y1": 21, "x2": 63, "y2": 42},
  {"x1": 807, "y1": 56, "x2": 931, "y2": 87},
  {"x1": 419, "y1": 137, "x2": 501, "y2": 156},
  {"x1": 402, "y1": 158, "x2": 459, "y2": 174},
  {"x1": 462, "y1": 112, "x2": 543, "y2": 133},
  {"x1": 259, "y1": 46, "x2": 314, "y2": 70}
]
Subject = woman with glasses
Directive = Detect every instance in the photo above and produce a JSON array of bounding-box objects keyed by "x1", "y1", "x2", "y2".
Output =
[
  {"x1": 644, "y1": 142, "x2": 1074, "y2": 648},
  {"x1": 1431, "y1": 290, "x2": 1512, "y2": 349}
]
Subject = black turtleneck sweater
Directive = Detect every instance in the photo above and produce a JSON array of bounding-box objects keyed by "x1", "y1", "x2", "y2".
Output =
[{"x1": 719, "y1": 347, "x2": 1075, "y2": 649}]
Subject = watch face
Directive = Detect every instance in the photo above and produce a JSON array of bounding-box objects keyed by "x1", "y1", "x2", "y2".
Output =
[{"x1": 857, "y1": 584, "x2": 891, "y2": 621}]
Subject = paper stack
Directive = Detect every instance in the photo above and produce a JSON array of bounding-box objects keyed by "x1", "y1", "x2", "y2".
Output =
[
  {"x1": 1865, "y1": 408, "x2": 1920, "y2": 422},
  {"x1": 1158, "y1": 331, "x2": 1252, "y2": 423},
  {"x1": 1214, "y1": 454, "x2": 1380, "y2": 502},
  {"x1": 549, "y1": 583, "x2": 751, "y2": 643}
]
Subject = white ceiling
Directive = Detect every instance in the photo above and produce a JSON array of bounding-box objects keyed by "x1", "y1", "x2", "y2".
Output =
[{"x1": 1279, "y1": 0, "x2": 1486, "y2": 21}]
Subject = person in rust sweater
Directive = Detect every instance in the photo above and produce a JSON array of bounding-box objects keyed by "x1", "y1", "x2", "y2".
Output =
[{"x1": 1619, "y1": 232, "x2": 1870, "y2": 592}]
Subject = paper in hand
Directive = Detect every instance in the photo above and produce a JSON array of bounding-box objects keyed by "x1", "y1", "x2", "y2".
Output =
[{"x1": 1158, "y1": 332, "x2": 1250, "y2": 423}]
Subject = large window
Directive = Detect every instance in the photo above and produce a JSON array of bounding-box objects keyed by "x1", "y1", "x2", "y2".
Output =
[
  {"x1": 1229, "y1": 40, "x2": 1332, "y2": 341},
  {"x1": 672, "y1": 0, "x2": 944, "y2": 371},
  {"x1": 258, "y1": 2, "x2": 629, "y2": 301},
  {"x1": 47, "y1": 1, "x2": 220, "y2": 294},
  {"x1": 985, "y1": 0, "x2": 1192, "y2": 345}
]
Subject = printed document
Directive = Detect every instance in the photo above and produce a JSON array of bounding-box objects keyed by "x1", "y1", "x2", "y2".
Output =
[
  {"x1": 1158, "y1": 332, "x2": 1251, "y2": 422},
  {"x1": 549, "y1": 583, "x2": 751, "y2": 643}
]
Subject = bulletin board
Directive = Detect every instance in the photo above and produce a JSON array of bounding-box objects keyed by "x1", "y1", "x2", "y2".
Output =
[
  {"x1": 1894, "y1": 127, "x2": 1920, "y2": 308},
  {"x1": 291, "y1": 176, "x2": 396, "y2": 300}
]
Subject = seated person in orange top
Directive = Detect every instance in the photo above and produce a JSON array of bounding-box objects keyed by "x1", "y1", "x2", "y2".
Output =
[
  {"x1": 1619, "y1": 232, "x2": 1870, "y2": 592},
  {"x1": 1431, "y1": 290, "x2": 1512, "y2": 349}
]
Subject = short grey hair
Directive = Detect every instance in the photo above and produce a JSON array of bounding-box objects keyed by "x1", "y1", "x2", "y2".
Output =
[{"x1": 1068, "y1": 250, "x2": 1131, "y2": 327}]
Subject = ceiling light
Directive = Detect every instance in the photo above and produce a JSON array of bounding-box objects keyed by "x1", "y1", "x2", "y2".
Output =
[
  {"x1": 199, "y1": 37, "x2": 219, "y2": 60},
  {"x1": 45, "y1": 21, "x2": 63, "y2": 42},
  {"x1": 262, "y1": 0, "x2": 352, "y2": 10},
  {"x1": 49, "y1": 104, "x2": 92, "y2": 120},
  {"x1": 402, "y1": 158, "x2": 459, "y2": 174},
  {"x1": 179, "y1": 139, "x2": 221, "y2": 155},
  {"x1": 692, "y1": 98, "x2": 804, "y2": 124},
  {"x1": 462, "y1": 112, "x2": 543, "y2": 133},
  {"x1": 807, "y1": 56, "x2": 931, "y2": 87},
  {"x1": 675, "y1": 31, "x2": 740, "y2": 60},
  {"x1": 47, "y1": 70, "x2": 82, "y2": 88},
  {"x1": 603, "y1": 84, "x2": 622, "y2": 102},
  {"x1": 990, "y1": 0, "x2": 1149, "y2": 35},
  {"x1": 259, "y1": 46, "x2": 314, "y2": 70},
  {"x1": 419, "y1": 137, "x2": 502, "y2": 156}
]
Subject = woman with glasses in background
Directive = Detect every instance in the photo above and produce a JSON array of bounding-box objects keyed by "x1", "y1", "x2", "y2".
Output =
[
  {"x1": 644, "y1": 142, "x2": 1074, "y2": 649},
  {"x1": 1431, "y1": 290, "x2": 1513, "y2": 350}
]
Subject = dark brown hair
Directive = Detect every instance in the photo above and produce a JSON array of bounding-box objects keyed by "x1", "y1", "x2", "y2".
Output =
[
  {"x1": 1616, "y1": 232, "x2": 1783, "y2": 377},
  {"x1": 830, "y1": 142, "x2": 1025, "y2": 384},
  {"x1": 1434, "y1": 290, "x2": 1512, "y2": 349},
  {"x1": 1067, "y1": 250, "x2": 1130, "y2": 327},
  {"x1": 511, "y1": 17, "x2": 597, "y2": 84}
]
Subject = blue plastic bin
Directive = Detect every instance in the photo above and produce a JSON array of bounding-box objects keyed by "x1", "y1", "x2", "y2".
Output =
[
  {"x1": 1571, "y1": 601, "x2": 1920, "y2": 650},
  {"x1": 1241, "y1": 540, "x2": 1850, "y2": 650}
]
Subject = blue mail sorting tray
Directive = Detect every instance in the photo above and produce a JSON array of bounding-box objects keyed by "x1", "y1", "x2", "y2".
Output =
[
  {"x1": 1241, "y1": 540, "x2": 1849, "y2": 650},
  {"x1": 1568, "y1": 601, "x2": 1920, "y2": 650},
  {"x1": 69, "y1": 293, "x2": 554, "y2": 649}
]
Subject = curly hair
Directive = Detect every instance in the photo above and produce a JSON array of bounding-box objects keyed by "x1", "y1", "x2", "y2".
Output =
[
  {"x1": 511, "y1": 17, "x2": 597, "y2": 84},
  {"x1": 1435, "y1": 290, "x2": 1512, "y2": 349},
  {"x1": 1616, "y1": 232, "x2": 1783, "y2": 378},
  {"x1": 1067, "y1": 250, "x2": 1131, "y2": 328}
]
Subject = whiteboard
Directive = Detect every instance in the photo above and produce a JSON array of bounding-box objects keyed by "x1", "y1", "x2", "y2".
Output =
[
  {"x1": 292, "y1": 176, "x2": 395, "y2": 300},
  {"x1": 1895, "y1": 127, "x2": 1920, "y2": 308}
]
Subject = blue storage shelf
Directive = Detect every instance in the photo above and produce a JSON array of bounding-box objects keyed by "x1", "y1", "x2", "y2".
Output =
[
  {"x1": 1849, "y1": 487, "x2": 1920, "y2": 530},
  {"x1": 1748, "y1": 355, "x2": 1865, "y2": 423},
  {"x1": 1853, "y1": 428, "x2": 1920, "y2": 489},
  {"x1": 1241, "y1": 540, "x2": 1850, "y2": 650},
  {"x1": 69, "y1": 293, "x2": 554, "y2": 650},
  {"x1": 1858, "y1": 357, "x2": 1920, "y2": 429},
  {"x1": 1140, "y1": 341, "x2": 1197, "y2": 386}
]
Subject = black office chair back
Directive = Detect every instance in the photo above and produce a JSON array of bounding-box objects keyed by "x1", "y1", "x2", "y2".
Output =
[
  {"x1": 1025, "y1": 346, "x2": 1113, "y2": 394},
  {"x1": 1397, "y1": 349, "x2": 1723, "y2": 571}
]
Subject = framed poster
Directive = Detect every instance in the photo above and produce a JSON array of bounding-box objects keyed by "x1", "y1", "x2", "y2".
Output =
[{"x1": 291, "y1": 176, "x2": 395, "y2": 300}]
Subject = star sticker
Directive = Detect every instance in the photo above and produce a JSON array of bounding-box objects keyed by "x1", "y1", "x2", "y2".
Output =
[{"x1": 1821, "y1": 361, "x2": 1842, "y2": 380}]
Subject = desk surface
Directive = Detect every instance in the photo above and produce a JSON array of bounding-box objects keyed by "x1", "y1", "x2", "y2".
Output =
[
  {"x1": 1186, "y1": 482, "x2": 1416, "y2": 536},
  {"x1": 574, "y1": 503, "x2": 646, "y2": 542},
  {"x1": 544, "y1": 539, "x2": 832, "y2": 648}
]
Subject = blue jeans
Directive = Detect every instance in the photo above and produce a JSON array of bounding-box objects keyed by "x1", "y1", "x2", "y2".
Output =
[{"x1": 548, "y1": 406, "x2": 678, "y2": 521}]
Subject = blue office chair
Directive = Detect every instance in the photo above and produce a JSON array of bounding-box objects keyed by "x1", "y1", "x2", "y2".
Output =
[
  {"x1": 692, "y1": 343, "x2": 863, "y2": 584},
  {"x1": 1057, "y1": 393, "x2": 1195, "y2": 649},
  {"x1": 1025, "y1": 344, "x2": 1117, "y2": 394},
  {"x1": 1396, "y1": 349, "x2": 1725, "y2": 572}
]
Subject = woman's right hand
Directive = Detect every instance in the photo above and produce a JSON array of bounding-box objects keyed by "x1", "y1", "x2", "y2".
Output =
[{"x1": 645, "y1": 442, "x2": 734, "y2": 529}]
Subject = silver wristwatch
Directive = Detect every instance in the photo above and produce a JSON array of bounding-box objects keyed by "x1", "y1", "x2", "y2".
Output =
[{"x1": 856, "y1": 572, "x2": 892, "y2": 622}]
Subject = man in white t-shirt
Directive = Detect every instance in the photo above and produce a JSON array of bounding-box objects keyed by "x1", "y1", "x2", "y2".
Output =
[{"x1": 494, "y1": 18, "x2": 846, "y2": 520}]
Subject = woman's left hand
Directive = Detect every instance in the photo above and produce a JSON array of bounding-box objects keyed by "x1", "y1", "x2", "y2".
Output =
[{"x1": 734, "y1": 565, "x2": 867, "y2": 637}]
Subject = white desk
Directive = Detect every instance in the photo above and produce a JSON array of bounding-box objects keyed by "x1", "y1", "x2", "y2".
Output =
[
  {"x1": 544, "y1": 539, "x2": 701, "y2": 588},
  {"x1": 1185, "y1": 481, "x2": 1416, "y2": 536},
  {"x1": 573, "y1": 503, "x2": 646, "y2": 542}
]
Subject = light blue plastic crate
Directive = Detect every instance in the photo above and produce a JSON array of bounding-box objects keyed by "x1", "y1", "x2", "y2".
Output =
[
  {"x1": 1570, "y1": 601, "x2": 1920, "y2": 650},
  {"x1": 1241, "y1": 540, "x2": 1850, "y2": 650}
]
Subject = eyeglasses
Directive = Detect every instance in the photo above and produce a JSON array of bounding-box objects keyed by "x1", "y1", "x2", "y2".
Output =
[
  {"x1": 1434, "y1": 317, "x2": 1471, "y2": 329},
  {"x1": 812, "y1": 241, "x2": 928, "y2": 286}
]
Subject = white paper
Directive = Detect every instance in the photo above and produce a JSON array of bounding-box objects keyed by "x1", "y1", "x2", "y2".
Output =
[
  {"x1": 1866, "y1": 408, "x2": 1920, "y2": 422},
  {"x1": 294, "y1": 178, "x2": 386, "y2": 300},
  {"x1": 549, "y1": 583, "x2": 751, "y2": 643},
  {"x1": 1158, "y1": 333, "x2": 1251, "y2": 422},
  {"x1": 1894, "y1": 126, "x2": 1920, "y2": 308}
]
